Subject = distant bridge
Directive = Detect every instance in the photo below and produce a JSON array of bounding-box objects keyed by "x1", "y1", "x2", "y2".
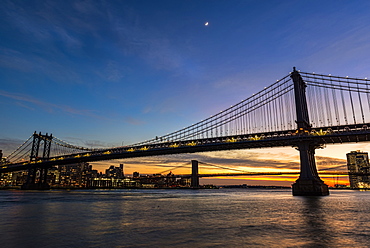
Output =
[{"x1": 1, "y1": 68, "x2": 370, "y2": 195}]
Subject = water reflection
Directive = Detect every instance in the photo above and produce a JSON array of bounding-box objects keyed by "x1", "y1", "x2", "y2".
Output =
[
  {"x1": 1, "y1": 189, "x2": 370, "y2": 247},
  {"x1": 298, "y1": 196, "x2": 333, "y2": 247},
  {"x1": 297, "y1": 191, "x2": 370, "y2": 247}
]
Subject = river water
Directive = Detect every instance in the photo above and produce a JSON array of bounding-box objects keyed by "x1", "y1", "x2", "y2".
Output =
[{"x1": 0, "y1": 188, "x2": 370, "y2": 248}]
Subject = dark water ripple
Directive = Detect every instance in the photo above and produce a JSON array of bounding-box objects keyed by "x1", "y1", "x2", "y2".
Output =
[{"x1": 1, "y1": 189, "x2": 370, "y2": 248}]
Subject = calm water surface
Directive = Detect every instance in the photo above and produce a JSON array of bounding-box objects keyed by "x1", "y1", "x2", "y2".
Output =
[{"x1": 1, "y1": 188, "x2": 370, "y2": 248}]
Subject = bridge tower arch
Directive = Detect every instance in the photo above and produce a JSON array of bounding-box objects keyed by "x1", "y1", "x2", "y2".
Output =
[
  {"x1": 22, "y1": 132, "x2": 52, "y2": 190},
  {"x1": 291, "y1": 68, "x2": 329, "y2": 196}
]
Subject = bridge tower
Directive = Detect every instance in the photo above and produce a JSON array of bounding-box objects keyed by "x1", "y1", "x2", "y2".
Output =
[
  {"x1": 22, "y1": 132, "x2": 52, "y2": 190},
  {"x1": 191, "y1": 160, "x2": 200, "y2": 188},
  {"x1": 291, "y1": 68, "x2": 329, "y2": 196}
]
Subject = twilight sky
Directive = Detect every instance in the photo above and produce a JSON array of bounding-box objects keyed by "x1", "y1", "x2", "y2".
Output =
[{"x1": 1, "y1": 0, "x2": 370, "y2": 186}]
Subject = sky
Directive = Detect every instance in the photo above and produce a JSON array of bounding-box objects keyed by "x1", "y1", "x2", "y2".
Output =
[{"x1": 1, "y1": 0, "x2": 370, "y2": 186}]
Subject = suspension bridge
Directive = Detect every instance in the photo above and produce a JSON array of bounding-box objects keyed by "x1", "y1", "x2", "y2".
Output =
[{"x1": 1, "y1": 68, "x2": 370, "y2": 195}]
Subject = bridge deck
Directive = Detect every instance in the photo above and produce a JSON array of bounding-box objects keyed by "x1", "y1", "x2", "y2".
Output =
[{"x1": 1, "y1": 124, "x2": 369, "y2": 173}]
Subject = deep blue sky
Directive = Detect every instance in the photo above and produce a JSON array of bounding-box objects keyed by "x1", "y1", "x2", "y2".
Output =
[{"x1": 1, "y1": 0, "x2": 370, "y2": 183}]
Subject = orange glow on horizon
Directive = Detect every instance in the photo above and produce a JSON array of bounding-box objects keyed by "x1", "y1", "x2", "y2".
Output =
[{"x1": 89, "y1": 143, "x2": 365, "y2": 187}]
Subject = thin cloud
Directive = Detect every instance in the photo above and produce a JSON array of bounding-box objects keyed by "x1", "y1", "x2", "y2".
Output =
[
  {"x1": 316, "y1": 156, "x2": 347, "y2": 170},
  {"x1": 124, "y1": 116, "x2": 144, "y2": 125},
  {"x1": 0, "y1": 90, "x2": 143, "y2": 125},
  {"x1": 0, "y1": 48, "x2": 35, "y2": 72},
  {"x1": 1, "y1": 90, "x2": 144, "y2": 127},
  {"x1": 0, "y1": 48, "x2": 82, "y2": 85},
  {"x1": 0, "y1": 90, "x2": 99, "y2": 117}
]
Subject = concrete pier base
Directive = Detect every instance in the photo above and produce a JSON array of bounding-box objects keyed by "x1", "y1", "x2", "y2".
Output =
[{"x1": 292, "y1": 179, "x2": 329, "y2": 196}]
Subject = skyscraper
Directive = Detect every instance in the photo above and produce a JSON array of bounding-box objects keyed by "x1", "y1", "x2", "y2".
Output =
[{"x1": 347, "y1": 151, "x2": 370, "y2": 189}]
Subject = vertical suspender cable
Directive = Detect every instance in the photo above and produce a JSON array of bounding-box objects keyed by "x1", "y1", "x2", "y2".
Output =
[
  {"x1": 356, "y1": 79, "x2": 365, "y2": 123},
  {"x1": 278, "y1": 83, "x2": 283, "y2": 130},
  {"x1": 286, "y1": 89, "x2": 291, "y2": 129},
  {"x1": 307, "y1": 84, "x2": 315, "y2": 127},
  {"x1": 313, "y1": 84, "x2": 320, "y2": 127},
  {"x1": 367, "y1": 80, "x2": 370, "y2": 122},
  {"x1": 317, "y1": 84, "x2": 325, "y2": 126},
  {"x1": 246, "y1": 104, "x2": 250, "y2": 134},
  {"x1": 290, "y1": 85, "x2": 294, "y2": 129},
  {"x1": 253, "y1": 99, "x2": 257, "y2": 133},
  {"x1": 272, "y1": 88, "x2": 277, "y2": 131},
  {"x1": 263, "y1": 95, "x2": 266, "y2": 132},
  {"x1": 322, "y1": 76, "x2": 332, "y2": 126},
  {"x1": 347, "y1": 78, "x2": 356, "y2": 124},
  {"x1": 265, "y1": 92, "x2": 270, "y2": 132},
  {"x1": 241, "y1": 104, "x2": 245, "y2": 134},
  {"x1": 330, "y1": 76, "x2": 340, "y2": 126},
  {"x1": 236, "y1": 106, "x2": 239, "y2": 135},
  {"x1": 288, "y1": 90, "x2": 293, "y2": 129},
  {"x1": 279, "y1": 83, "x2": 284, "y2": 130},
  {"x1": 339, "y1": 81, "x2": 348, "y2": 125},
  {"x1": 248, "y1": 104, "x2": 251, "y2": 134}
]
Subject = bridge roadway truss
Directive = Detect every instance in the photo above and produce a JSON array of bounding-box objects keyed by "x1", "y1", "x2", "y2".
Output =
[{"x1": 1, "y1": 68, "x2": 370, "y2": 195}]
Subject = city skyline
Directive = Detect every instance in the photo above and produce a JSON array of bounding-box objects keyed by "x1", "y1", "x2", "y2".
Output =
[{"x1": 1, "y1": 0, "x2": 370, "y2": 186}]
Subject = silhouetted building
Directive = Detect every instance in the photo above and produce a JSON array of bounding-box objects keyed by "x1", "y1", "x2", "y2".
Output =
[
  {"x1": 105, "y1": 164, "x2": 124, "y2": 179},
  {"x1": 57, "y1": 162, "x2": 94, "y2": 188},
  {"x1": 89, "y1": 177, "x2": 139, "y2": 188},
  {"x1": 347, "y1": 151, "x2": 370, "y2": 189}
]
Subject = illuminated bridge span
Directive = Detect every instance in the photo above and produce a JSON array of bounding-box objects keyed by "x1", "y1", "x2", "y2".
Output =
[{"x1": 1, "y1": 68, "x2": 370, "y2": 195}]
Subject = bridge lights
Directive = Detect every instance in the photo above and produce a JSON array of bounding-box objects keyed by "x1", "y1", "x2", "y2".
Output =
[
  {"x1": 169, "y1": 143, "x2": 180, "y2": 148},
  {"x1": 311, "y1": 129, "x2": 331, "y2": 136},
  {"x1": 249, "y1": 135, "x2": 262, "y2": 141},
  {"x1": 226, "y1": 137, "x2": 237, "y2": 143},
  {"x1": 186, "y1": 141, "x2": 197, "y2": 146},
  {"x1": 139, "y1": 146, "x2": 149, "y2": 151}
]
